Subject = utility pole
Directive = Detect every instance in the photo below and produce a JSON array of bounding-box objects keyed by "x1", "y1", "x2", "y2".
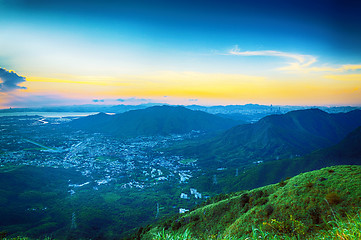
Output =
[
  {"x1": 155, "y1": 203, "x2": 159, "y2": 218},
  {"x1": 71, "y1": 212, "x2": 77, "y2": 229},
  {"x1": 213, "y1": 175, "x2": 218, "y2": 185}
]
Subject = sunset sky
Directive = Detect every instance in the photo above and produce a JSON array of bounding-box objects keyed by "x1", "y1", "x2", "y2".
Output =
[{"x1": 1, "y1": 0, "x2": 361, "y2": 108}]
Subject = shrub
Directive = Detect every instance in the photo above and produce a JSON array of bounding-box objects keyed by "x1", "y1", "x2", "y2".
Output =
[
  {"x1": 171, "y1": 221, "x2": 181, "y2": 231},
  {"x1": 279, "y1": 180, "x2": 287, "y2": 187},
  {"x1": 239, "y1": 193, "x2": 250, "y2": 207},
  {"x1": 325, "y1": 192, "x2": 341, "y2": 205},
  {"x1": 262, "y1": 215, "x2": 306, "y2": 236},
  {"x1": 154, "y1": 229, "x2": 193, "y2": 240},
  {"x1": 190, "y1": 215, "x2": 200, "y2": 222},
  {"x1": 305, "y1": 181, "x2": 314, "y2": 188},
  {"x1": 162, "y1": 220, "x2": 172, "y2": 230},
  {"x1": 308, "y1": 206, "x2": 322, "y2": 224},
  {"x1": 264, "y1": 204, "x2": 274, "y2": 217},
  {"x1": 252, "y1": 190, "x2": 264, "y2": 199},
  {"x1": 255, "y1": 197, "x2": 269, "y2": 206}
]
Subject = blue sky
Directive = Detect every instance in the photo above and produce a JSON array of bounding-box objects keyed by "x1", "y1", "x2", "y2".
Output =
[{"x1": 1, "y1": 0, "x2": 361, "y2": 107}]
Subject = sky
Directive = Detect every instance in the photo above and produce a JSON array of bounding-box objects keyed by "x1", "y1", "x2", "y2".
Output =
[{"x1": 1, "y1": 0, "x2": 361, "y2": 108}]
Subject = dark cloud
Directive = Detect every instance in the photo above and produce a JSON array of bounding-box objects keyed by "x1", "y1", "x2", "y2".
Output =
[
  {"x1": 93, "y1": 99, "x2": 105, "y2": 103},
  {"x1": 0, "y1": 68, "x2": 27, "y2": 92},
  {"x1": 117, "y1": 97, "x2": 150, "y2": 102}
]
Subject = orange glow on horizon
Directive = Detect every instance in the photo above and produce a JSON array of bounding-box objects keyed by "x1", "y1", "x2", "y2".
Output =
[{"x1": 9, "y1": 71, "x2": 360, "y2": 107}]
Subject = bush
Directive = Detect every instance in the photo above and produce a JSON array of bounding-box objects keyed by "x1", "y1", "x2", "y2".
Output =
[
  {"x1": 264, "y1": 204, "x2": 274, "y2": 217},
  {"x1": 239, "y1": 193, "x2": 250, "y2": 207},
  {"x1": 171, "y1": 221, "x2": 181, "y2": 231},
  {"x1": 252, "y1": 190, "x2": 264, "y2": 199},
  {"x1": 305, "y1": 181, "x2": 314, "y2": 188},
  {"x1": 279, "y1": 180, "x2": 287, "y2": 187},
  {"x1": 308, "y1": 206, "x2": 322, "y2": 224},
  {"x1": 325, "y1": 192, "x2": 341, "y2": 205},
  {"x1": 162, "y1": 220, "x2": 172, "y2": 230},
  {"x1": 262, "y1": 215, "x2": 306, "y2": 236},
  {"x1": 254, "y1": 197, "x2": 268, "y2": 206},
  {"x1": 190, "y1": 215, "x2": 200, "y2": 222}
]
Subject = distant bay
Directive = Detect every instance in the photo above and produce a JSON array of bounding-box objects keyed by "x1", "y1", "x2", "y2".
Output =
[{"x1": 0, "y1": 112, "x2": 100, "y2": 118}]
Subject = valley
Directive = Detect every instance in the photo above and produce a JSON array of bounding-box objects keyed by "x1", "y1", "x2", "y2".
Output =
[
  {"x1": 0, "y1": 105, "x2": 360, "y2": 239},
  {"x1": 0, "y1": 115, "x2": 210, "y2": 238}
]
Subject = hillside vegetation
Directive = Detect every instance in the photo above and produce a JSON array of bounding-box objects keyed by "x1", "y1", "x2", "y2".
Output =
[
  {"x1": 180, "y1": 109, "x2": 361, "y2": 168},
  {"x1": 69, "y1": 106, "x2": 239, "y2": 137},
  {"x1": 217, "y1": 125, "x2": 361, "y2": 192},
  {"x1": 139, "y1": 165, "x2": 361, "y2": 239}
]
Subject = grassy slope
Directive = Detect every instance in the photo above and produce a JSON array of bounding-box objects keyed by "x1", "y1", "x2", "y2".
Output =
[{"x1": 140, "y1": 165, "x2": 361, "y2": 239}]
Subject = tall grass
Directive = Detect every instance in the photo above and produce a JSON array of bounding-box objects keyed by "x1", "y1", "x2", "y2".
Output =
[
  {"x1": 153, "y1": 229, "x2": 193, "y2": 240},
  {"x1": 316, "y1": 211, "x2": 361, "y2": 240},
  {"x1": 154, "y1": 211, "x2": 361, "y2": 240}
]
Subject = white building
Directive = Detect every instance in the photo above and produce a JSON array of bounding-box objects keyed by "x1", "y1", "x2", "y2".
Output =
[
  {"x1": 190, "y1": 188, "x2": 202, "y2": 199},
  {"x1": 179, "y1": 208, "x2": 189, "y2": 214},
  {"x1": 180, "y1": 193, "x2": 189, "y2": 199}
]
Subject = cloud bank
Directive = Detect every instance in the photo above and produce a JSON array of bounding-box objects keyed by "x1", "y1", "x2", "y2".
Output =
[{"x1": 0, "y1": 68, "x2": 27, "y2": 92}]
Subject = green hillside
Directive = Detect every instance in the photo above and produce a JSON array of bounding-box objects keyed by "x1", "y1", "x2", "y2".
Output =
[
  {"x1": 221, "y1": 126, "x2": 361, "y2": 192},
  {"x1": 179, "y1": 109, "x2": 361, "y2": 168},
  {"x1": 139, "y1": 165, "x2": 361, "y2": 240},
  {"x1": 69, "y1": 106, "x2": 239, "y2": 137}
]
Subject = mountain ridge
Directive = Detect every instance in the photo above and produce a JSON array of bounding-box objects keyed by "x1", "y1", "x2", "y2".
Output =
[
  {"x1": 223, "y1": 125, "x2": 361, "y2": 192},
  {"x1": 69, "y1": 105, "x2": 241, "y2": 137},
  {"x1": 180, "y1": 109, "x2": 361, "y2": 168}
]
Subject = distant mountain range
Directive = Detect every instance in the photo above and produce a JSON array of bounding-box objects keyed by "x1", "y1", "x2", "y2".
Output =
[
  {"x1": 2, "y1": 104, "x2": 359, "y2": 122},
  {"x1": 69, "y1": 105, "x2": 240, "y2": 137},
  {"x1": 180, "y1": 109, "x2": 361, "y2": 168}
]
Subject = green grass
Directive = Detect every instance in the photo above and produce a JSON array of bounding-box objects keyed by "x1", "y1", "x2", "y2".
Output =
[
  {"x1": 153, "y1": 210, "x2": 361, "y2": 239},
  {"x1": 316, "y1": 211, "x2": 361, "y2": 239},
  {"x1": 5, "y1": 212, "x2": 361, "y2": 240},
  {"x1": 153, "y1": 229, "x2": 193, "y2": 240},
  {"x1": 140, "y1": 165, "x2": 361, "y2": 240}
]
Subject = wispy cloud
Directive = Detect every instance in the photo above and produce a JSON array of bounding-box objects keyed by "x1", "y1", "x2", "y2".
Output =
[
  {"x1": 228, "y1": 46, "x2": 361, "y2": 73},
  {"x1": 229, "y1": 45, "x2": 317, "y2": 72},
  {"x1": 0, "y1": 68, "x2": 27, "y2": 92}
]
